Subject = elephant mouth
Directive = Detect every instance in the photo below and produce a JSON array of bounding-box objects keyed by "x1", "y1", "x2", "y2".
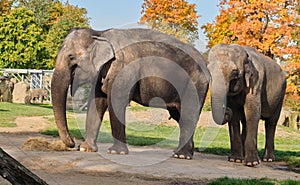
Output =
[{"x1": 228, "y1": 78, "x2": 242, "y2": 96}]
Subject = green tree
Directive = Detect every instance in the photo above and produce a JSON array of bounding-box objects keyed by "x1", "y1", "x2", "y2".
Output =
[
  {"x1": 0, "y1": 1, "x2": 90, "y2": 69},
  {"x1": 0, "y1": 7, "x2": 47, "y2": 69},
  {"x1": 140, "y1": 0, "x2": 199, "y2": 43},
  {"x1": 44, "y1": 1, "x2": 89, "y2": 68},
  {"x1": 18, "y1": 0, "x2": 53, "y2": 31}
]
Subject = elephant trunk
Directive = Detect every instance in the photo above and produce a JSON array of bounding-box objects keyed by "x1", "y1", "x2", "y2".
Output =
[
  {"x1": 210, "y1": 71, "x2": 229, "y2": 125},
  {"x1": 51, "y1": 66, "x2": 75, "y2": 148}
]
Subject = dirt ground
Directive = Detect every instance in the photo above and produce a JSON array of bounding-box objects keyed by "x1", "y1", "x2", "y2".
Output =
[{"x1": 0, "y1": 111, "x2": 299, "y2": 185}]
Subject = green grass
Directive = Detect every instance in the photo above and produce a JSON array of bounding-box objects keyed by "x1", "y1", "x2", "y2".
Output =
[
  {"x1": 41, "y1": 113, "x2": 300, "y2": 170},
  {"x1": 128, "y1": 105, "x2": 150, "y2": 111},
  {"x1": 207, "y1": 177, "x2": 299, "y2": 185},
  {"x1": 1, "y1": 102, "x2": 300, "y2": 179},
  {"x1": 0, "y1": 102, "x2": 53, "y2": 127}
]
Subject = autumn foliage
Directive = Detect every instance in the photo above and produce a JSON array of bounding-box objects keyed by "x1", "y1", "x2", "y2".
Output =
[
  {"x1": 140, "y1": 0, "x2": 199, "y2": 43},
  {"x1": 202, "y1": 0, "x2": 300, "y2": 106}
]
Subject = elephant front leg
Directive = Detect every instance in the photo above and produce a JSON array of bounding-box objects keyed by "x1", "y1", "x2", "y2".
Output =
[
  {"x1": 172, "y1": 111, "x2": 197, "y2": 160},
  {"x1": 107, "y1": 96, "x2": 128, "y2": 155},
  {"x1": 228, "y1": 117, "x2": 244, "y2": 163},
  {"x1": 80, "y1": 97, "x2": 108, "y2": 152},
  {"x1": 244, "y1": 97, "x2": 261, "y2": 166}
]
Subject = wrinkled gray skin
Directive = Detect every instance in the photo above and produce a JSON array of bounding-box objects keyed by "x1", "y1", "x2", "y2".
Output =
[
  {"x1": 208, "y1": 44, "x2": 286, "y2": 166},
  {"x1": 51, "y1": 28, "x2": 210, "y2": 159}
]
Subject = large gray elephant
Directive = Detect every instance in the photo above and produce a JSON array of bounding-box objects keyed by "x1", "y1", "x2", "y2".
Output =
[
  {"x1": 51, "y1": 28, "x2": 210, "y2": 159},
  {"x1": 208, "y1": 44, "x2": 286, "y2": 166}
]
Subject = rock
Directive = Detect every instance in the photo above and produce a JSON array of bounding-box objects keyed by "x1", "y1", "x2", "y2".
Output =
[
  {"x1": 0, "y1": 76, "x2": 13, "y2": 102},
  {"x1": 12, "y1": 82, "x2": 31, "y2": 104}
]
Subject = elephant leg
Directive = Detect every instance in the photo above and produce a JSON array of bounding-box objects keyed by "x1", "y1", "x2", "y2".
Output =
[
  {"x1": 262, "y1": 119, "x2": 277, "y2": 162},
  {"x1": 263, "y1": 104, "x2": 282, "y2": 162},
  {"x1": 170, "y1": 108, "x2": 196, "y2": 160},
  {"x1": 244, "y1": 98, "x2": 261, "y2": 166},
  {"x1": 80, "y1": 96, "x2": 108, "y2": 152},
  {"x1": 107, "y1": 95, "x2": 128, "y2": 155},
  {"x1": 241, "y1": 118, "x2": 247, "y2": 158},
  {"x1": 228, "y1": 110, "x2": 244, "y2": 163}
]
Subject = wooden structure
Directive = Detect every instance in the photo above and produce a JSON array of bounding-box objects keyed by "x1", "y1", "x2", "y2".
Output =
[{"x1": 0, "y1": 148, "x2": 48, "y2": 185}]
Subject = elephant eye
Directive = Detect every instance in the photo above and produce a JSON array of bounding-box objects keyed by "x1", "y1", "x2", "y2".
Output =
[{"x1": 68, "y1": 54, "x2": 76, "y2": 61}]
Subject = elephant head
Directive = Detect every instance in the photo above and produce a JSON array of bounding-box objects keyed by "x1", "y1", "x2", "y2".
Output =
[
  {"x1": 208, "y1": 44, "x2": 257, "y2": 125},
  {"x1": 51, "y1": 28, "x2": 115, "y2": 147}
]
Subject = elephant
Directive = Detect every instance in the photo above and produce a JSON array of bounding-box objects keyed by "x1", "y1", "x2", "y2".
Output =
[
  {"x1": 51, "y1": 28, "x2": 210, "y2": 159},
  {"x1": 207, "y1": 44, "x2": 286, "y2": 166},
  {"x1": 31, "y1": 88, "x2": 48, "y2": 103}
]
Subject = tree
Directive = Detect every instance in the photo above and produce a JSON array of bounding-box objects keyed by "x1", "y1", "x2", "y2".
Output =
[
  {"x1": 202, "y1": 0, "x2": 299, "y2": 58},
  {"x1": 0, "y1": 7, "x2": 46, "y2": 69},
  {"x1": 18, "y1": 0, "x2": 53, "y2": 31},
  {"x1": 0, "y1": 0, "x2": 90, "y2": 69},
  {"x1": 44, "y1": 1, "x2": 89, "y2": 68},
  {"x1": 140, "y1": 0, "x2": 199, "y2": 43},
  {"x1": 0, "y1": 0, "x2": 13, "y2": 15},
  {"x1": 202, "y1": 0, "x2": 300, "y2": 105}
]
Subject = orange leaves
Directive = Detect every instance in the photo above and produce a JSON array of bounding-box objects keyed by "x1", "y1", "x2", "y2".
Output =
[
  {"x1": 203, "y1": 0, "x2": 299, "y2": 58},
  {"x1": 140, "y1": 0, "x2": 199, "y2": 43},
  {"x1": 0, "y1": 0, "x2": 12, "y2": 15}
]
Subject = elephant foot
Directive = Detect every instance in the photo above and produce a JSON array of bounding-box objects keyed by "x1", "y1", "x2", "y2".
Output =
[
  {"x1": 172, "y1": 143, "x2": 194, "y2": 160},
  {"x1": 107, "y1": 142, "x2": 129, "y2": 155},
  {"x1": 79, "y1": 141, "x2": 97, "y2": 152},
  {"x1": 262, "y1": 152, "x2": 275, "y2": 162},
  {"x1": 228, "y1": 155, "x2": 244, "y2": 163},
  {"x1": 245, "y1": 153, "x2": 261, "y2": 167},
  {"x1": 172, "y1": 152, "x2": 192, "y2": 160},
  {"x1": 262, "y1": 149, "x2": 275, "y2": 162}
]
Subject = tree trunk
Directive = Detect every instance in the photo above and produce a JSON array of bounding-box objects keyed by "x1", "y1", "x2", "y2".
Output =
[{"x1": 0, "y1": 148, "x2": 48, "y2": 185}]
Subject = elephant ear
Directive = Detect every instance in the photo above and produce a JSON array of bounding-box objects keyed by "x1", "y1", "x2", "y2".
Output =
[{"x1": 89, "y1": 36, "x2": 116, "y2": 71}]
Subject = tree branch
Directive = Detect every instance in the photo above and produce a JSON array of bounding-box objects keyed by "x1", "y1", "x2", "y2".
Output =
[{"x1": 259, "y1": 11, "x2": 269, "y2": 43}]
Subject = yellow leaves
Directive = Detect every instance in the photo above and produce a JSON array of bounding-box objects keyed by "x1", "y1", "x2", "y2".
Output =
[{"x1": 140, "y1": 0, "x2": 199, "y2": 43}]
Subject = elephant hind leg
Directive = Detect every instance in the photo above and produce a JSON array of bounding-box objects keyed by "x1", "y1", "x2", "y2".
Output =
[
  {"x1": 263, "y1": 116, "x2": 280, "y2": 162},
  {"x1": 107, "y1": 95, "x2": 129, "y2": 155},
  {"x1": 262, "y1": 100, "x2": 283, "y2": 162},
  {"x1": 168, "y1": 108, "x2": 180, "y2": 122}
]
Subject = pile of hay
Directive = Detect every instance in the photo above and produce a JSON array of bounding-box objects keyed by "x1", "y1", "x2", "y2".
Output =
[{"x1": 21, "y1": 137, "x2": 70, "y2": 151}]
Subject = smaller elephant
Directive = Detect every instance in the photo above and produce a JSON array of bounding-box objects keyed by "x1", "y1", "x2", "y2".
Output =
[
  {"x1": 208, "y1": 44, "x2": 286, "y2": 166},
  {"x1": 31, "y1": 88, "x2": 48, "y2": 103}
]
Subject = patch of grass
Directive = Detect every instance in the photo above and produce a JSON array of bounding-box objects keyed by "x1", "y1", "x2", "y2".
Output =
[
  {"x1": 43, "y1": 116, "x2": 300, "y2": 167},
  {"x1": 0, "y1": 102, "x2": 54, "y2": 127},
  {"x1": 128, "y1": 105, "x2": 149, "y2": 111},
  {"x1": 4, "y1": 102, "x2": 294, "y2": 170},
  {"x1": 42, "y1": 115, "x2": 84, "y2": 140},
  {"x1": 208, "y1": 177, "x2": 300, "y2": 185}
]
